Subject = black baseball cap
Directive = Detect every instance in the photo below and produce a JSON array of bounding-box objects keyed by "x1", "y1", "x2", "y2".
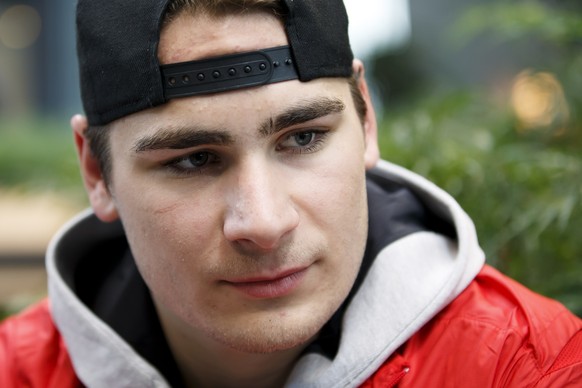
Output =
[{"x1": 76, "y1": 0, "x2": 354, "y2": 126}]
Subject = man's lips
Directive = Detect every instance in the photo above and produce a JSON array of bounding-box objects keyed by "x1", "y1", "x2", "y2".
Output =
[{"x1": 223, "y1": 267, "x2": 309, "y2": 299}]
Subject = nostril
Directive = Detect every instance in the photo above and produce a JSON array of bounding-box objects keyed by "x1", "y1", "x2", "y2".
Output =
[{"x1": 232, "y1": 237, "x2": 281, "y2": 253}]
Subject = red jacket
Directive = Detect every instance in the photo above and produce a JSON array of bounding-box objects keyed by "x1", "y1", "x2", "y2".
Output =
[
  {"x1": 2, "y1": 265, "x2": 581, "y2": 387},
  {"x1": 362, "y1": 266, "x2": 582, "y2": 387},
  {"x1": 0, "y1": 299, "x2": 79, "y2": 388}
]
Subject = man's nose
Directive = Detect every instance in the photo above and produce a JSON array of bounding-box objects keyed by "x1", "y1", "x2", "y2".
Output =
[{"x1": 223, "y1": 158, "x2": 300, "y2": 251}]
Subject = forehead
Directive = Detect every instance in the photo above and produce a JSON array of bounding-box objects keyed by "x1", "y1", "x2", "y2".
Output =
[{"x1": 158, "y1": 11, "x2": 288, "y2": 65}]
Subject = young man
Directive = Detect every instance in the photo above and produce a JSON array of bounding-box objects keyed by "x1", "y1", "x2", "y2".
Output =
[{"x1": 1, "y1": 0, "x2": 581, "y2": 386}]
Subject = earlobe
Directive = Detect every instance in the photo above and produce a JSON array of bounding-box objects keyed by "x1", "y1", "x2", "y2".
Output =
[
  {"x1": 72, "y1": 114, "x2": 119, "y2": 222},
  {"x1": 88, "y1": 180, "x2": 119, "y2": 222},
  {"x1": 353, "y1": 59, "x2": 380, "y2": 169}
]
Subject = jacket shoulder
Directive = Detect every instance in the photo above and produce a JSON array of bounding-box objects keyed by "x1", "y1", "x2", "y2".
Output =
[
  {"x1": 454, "y1": 265, "x2": 582, "y2": 386},
  {"x1": 0, "y1": 298, "x2": 80, "y2": 388},
  {"x1": 368, "y1": 265, "x2": 582, "y2": 387}
]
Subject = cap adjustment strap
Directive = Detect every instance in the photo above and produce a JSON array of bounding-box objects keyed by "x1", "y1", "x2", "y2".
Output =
[{"x1": 161, "y1": 45, "x2": 298, "y2": 99}]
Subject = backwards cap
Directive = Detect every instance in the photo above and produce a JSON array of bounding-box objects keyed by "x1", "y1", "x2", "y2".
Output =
[{"x1": 76, "y1": 0, "x2": 354, "y2": 126}]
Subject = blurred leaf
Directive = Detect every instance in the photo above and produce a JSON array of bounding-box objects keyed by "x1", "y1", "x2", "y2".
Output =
[
  {"x1": 451, "y1": 1, "x2": 582, "y2": 47},
  {"x1": 378, "y1": 86, "x2": 582, "y2": 316},
  {"x1": 0, "y1": 118, "x2": 82, "y2": 192}
]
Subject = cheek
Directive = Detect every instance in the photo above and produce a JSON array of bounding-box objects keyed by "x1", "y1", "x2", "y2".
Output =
[
  {"x1": 306, "y1": 127, "x2": 368, "y2": 226},
  {"x1": 296, "y1": 130, "x2": 369, "y2": 278},
  {"x1": 111, "y1": 177, "x2": 221, "y2": 289},
  {"x1": 118, "y1": 196, "x2": 226, "y2": 324}
]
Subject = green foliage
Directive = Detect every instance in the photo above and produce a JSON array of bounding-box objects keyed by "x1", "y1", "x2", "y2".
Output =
[
  {"x1": 0, "y1": 307, "x2": 9, "y2": 322},
  {"x1": 377, "y1": 0, "x2": 582, "y2": 316},
  {"x1": 451, "y1": 0, "x2": 582, "y2": 46},
  {"x1": 0, "y1": 118, "x2": 83, "y2": 193},
  {"x1": 378, "y1": 91, "x2": 582, "y2": 316}
]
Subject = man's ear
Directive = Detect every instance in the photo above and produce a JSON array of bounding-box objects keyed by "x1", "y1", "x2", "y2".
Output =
[
  {"x1": 353, "y1": 59, "x2": 380, "y2": 169},
  {"x1": 72, "y1": 114, "x2": 119, "y2": 222}
]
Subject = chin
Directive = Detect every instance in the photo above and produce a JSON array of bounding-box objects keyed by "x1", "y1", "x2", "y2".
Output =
[{"x1": 207, "y1": 309, "x2": 330, "y2": 354}]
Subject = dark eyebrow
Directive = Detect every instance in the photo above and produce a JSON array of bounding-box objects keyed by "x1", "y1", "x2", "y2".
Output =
[
  {"x1": 133, "y1": 126, "x2": 234, "y2": 153},
  {"x1": 132, "y1": 97, "x2": 345, "y2": 152},
  {"x1": 260, "y1": 97, "x2": 346, "y2": 137}
]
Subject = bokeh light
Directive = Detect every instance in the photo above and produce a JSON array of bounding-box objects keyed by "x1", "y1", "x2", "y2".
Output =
[
  {"x1": 511, "y1": 69, "x2": 570, "y2": 132},
  {"x1": 0, "y1": 5, "x2": 42, "y2": 50}
]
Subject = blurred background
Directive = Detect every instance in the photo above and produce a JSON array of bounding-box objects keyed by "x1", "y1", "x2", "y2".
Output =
[{"x1": 0, "y1": 0, "x2": 581, "y2": 318}]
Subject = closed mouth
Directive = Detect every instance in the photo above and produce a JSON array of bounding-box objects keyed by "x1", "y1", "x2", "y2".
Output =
[{"x1": 223, "y1": 266, "x2": 309, "y2": 299}]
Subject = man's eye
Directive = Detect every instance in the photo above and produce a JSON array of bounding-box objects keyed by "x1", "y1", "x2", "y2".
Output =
[
  {"x1": 292, "y1": 132, "x2": 316, "y2": 146},
  {"x1": 182, "y1": 152, "x2": 210, "y2": 167},
  {"x1": 278, "y1": 130, "x2": 328, "y2": 153},
  {"x1": 164, "y1": 151, "x2": 219, "y2": 174}
]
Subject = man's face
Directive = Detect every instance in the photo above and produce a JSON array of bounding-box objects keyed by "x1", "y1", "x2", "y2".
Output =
[{"x1": 99, "y1": 11, "x2": 378, "y2": 353}]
